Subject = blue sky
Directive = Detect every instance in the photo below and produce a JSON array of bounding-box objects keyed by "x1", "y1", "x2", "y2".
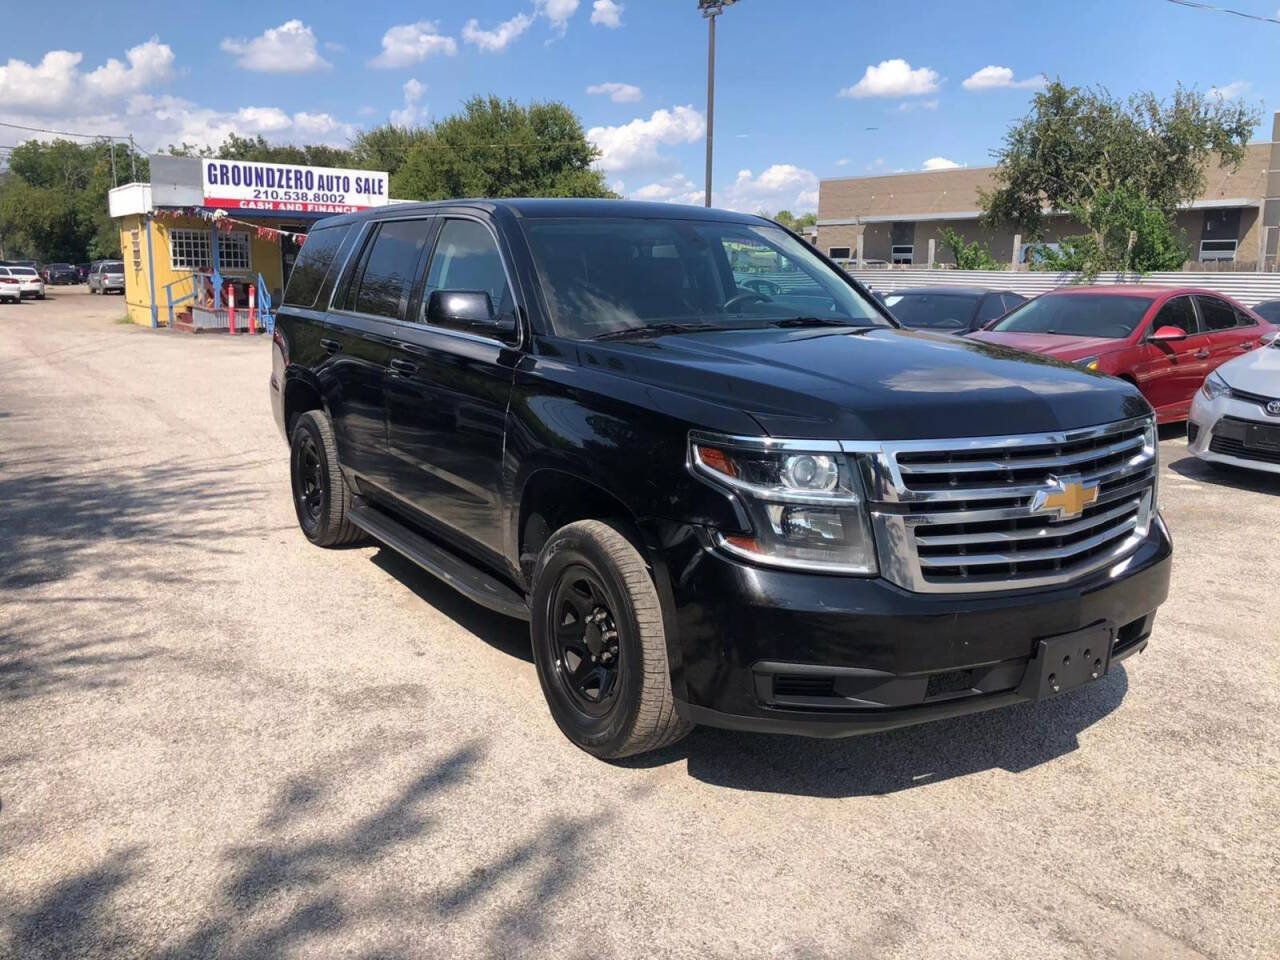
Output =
[{"x1": 2, "y1": 0, "x2": 1277, "y2": 212}]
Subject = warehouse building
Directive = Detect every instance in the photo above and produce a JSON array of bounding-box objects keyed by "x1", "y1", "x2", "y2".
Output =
[
  {"x1": 817, "y1": 112, "x2": 1280, "y2": 270},
  {"x1": 108, "y1": 155, "x2": 391, "y2": 329}
]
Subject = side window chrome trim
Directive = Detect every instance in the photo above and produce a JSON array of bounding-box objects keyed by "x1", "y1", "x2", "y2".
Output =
[{"x1": 323, "y1": 220, "x2": 374, "y2": 314}]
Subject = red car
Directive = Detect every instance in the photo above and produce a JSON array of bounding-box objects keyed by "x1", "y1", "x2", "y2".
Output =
[{"x1": 967, "y1": 286, "x2": 1275, "y2": 422}]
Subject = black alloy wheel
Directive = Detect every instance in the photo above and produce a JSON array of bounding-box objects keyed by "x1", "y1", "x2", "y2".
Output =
[
  {"x1": 292, "y1": 428, "x2": 326, "y2": 532},
  {"x1": 549, "y1": 566, "x2": 624, "y2": 718}
]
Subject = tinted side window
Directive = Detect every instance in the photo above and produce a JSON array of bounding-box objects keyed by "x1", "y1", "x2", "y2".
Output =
[
  {"x1": 352, "y1": 220, "x2": 433, "y2": 320},
  {"x1": 1234, "y1": 306, "x2": 1257, "y2": 327},
  {"x1": 1001, "y1": 293, "x2": 1026, "y2": 313},
  {"x1": 1195, "y1": 296, "x2": 1236, "y2": 333},
  {"x1": 421, "y1": 219, "x2": 514, "y2": 330},
  {"x1": 976, "y1": 294, "x2": 1007, "y2": 325},
  {"x1": 1152, "y1": 296, "x2": 1198, "y2": 335},
  {"x1": 282, "y1": 225, "x2": 348, "y2": 308}
]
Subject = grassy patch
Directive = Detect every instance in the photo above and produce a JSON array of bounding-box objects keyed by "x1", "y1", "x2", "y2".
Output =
[{"x1": 112, "y1": 315, "x2": 134, "y2": 325}]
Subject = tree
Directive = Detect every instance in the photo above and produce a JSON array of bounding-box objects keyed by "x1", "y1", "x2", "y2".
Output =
[
  {"x1": 391, "y1": 96, "x2": 615, "y2": 200},
  {"x1": 349, "y1": 124, "x2": 433, "y2": 180},
  {"x1": 982, "y1": 81, "x2": 1259, "y2": 273},
  {"x1": 937, "y1": 226, "x2": 1001, "y2": 270},
  {"x1": 1036, "y1": 187, "x2": 1189, "y2": 275},
  {"x1": 765, "y1": 210, "x2": 817, "y2": 231},
  {"x1": 0, "y1": 138, "x2": 148, "y2": 262}
]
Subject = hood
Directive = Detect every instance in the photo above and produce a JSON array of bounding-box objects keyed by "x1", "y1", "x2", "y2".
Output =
[
  {"x1": 1218, "y1": 343, "x2": 1280, "y2": 397},
  {"x1": 965, "y1": 329, "x2": 1120, "y2": 361},
  {"x1": 574, "y1": 326, "x2": 1151, "y2": 440}
]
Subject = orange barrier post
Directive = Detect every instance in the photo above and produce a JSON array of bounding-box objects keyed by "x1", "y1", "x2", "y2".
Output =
[
  {"x1": 248, "y1": 283, "x2": 257, "y2": 335},
  {"x1": 227, "y1": 284, "x2": 236, "y2": 335}
]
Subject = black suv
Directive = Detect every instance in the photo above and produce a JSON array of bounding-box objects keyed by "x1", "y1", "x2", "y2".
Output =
[{"x1": 269, "y1": 200, "x2": 1171, "y2": 758}]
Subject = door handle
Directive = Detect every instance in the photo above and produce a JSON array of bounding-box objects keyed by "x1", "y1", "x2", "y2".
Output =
[
  {"x1": 389, "y1": 358, "x2": 419, "y2": 376},
  {"x1": 1192, "y1": 348, "x2": 1211, "y2": 360},
  {"x1": 1239, "y1": 341, "x2": 1255, "y2": 351},
  {"x1": 320, "y1": 338, "x2": 342, "y2": 355}
]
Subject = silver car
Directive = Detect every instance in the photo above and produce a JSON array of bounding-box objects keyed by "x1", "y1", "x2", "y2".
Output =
[{"x1": 89, "y1": 260, "x2": 125, "y2": 295}]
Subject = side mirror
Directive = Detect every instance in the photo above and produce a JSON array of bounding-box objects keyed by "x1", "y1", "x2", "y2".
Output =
[
  {"x1": 1262, "y1": 330, "x2": 1279, "y2": 346},
  {"x1": 427, "y1": 289, "x2": 493, "y2": 325},
  {"x1": 1150, "y1": 325, "x2": 1187, "y2": 342}
]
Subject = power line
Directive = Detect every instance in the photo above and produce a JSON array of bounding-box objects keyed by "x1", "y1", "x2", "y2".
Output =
[
  {"x1": 0, "y1": 119, "x2": 135, "y2": 141},
  {"x1": 1164, "y1": 0, "x2": 1280, "y2": 25}
]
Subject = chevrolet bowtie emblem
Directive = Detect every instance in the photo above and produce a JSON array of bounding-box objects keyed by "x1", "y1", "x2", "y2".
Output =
[{"x1": 1031, "y1": 475, "x2": 1099, "y2": 521}]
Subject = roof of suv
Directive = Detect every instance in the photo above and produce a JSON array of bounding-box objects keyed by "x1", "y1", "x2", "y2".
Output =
[
  {"x1": 883, "y1": 286, "x2": 1015, "y2": 299},
  {"x1": 320, "y1": 197, "x2": 768, "y2": 228}
]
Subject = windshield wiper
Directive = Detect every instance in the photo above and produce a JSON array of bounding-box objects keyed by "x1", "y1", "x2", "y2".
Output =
[
  {"x1": 768, "y1": 316, "x2": 861, "y2": 328},
  {"x1": 592, "y1": 321, "x2": 727, "y2": 341}
]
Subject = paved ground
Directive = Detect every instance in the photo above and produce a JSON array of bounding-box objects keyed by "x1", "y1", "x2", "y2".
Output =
[{"x1": 1, "y1": 288, "x2": 1277, "y2": 960}]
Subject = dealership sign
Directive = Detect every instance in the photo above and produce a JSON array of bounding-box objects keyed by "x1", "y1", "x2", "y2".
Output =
[{"x1": 201, "y1": 160, "x2": 390, "y2": 214}]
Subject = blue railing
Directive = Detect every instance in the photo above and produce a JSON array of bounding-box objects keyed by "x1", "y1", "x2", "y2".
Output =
[
  {"x1": 256, "y1": 273, "x2": 275, "y2": 334},
  {"x1": 163, "y1": 270, "x2": 274, "y2": 332},
  {"x1": 162, "y1": 273, "x2": 198, "y2": 327}
]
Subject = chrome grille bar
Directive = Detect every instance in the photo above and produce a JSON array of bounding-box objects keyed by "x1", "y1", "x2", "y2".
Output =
[{"x1": 846, "y1": 416, "x2": 1158, "y2": 594}]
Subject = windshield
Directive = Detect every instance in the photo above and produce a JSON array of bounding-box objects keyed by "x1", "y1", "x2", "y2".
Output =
[
  {"x1": 522, "y1": 217, "x2": 887, "y2": 340},
  {"x1": 882, "y1": 293, "x2": 977, "y2": 330},
  {"x1": 990, "y1": 293, "x2": 1153, "y2": 339},
  {"x1": 48, "y1": 263, "x2": 72, "y2": 269},
  {"x1": 103, "y1": 261, "x2": 124, "y2": 271},
  {"x1": 11, "y1": 267, "x2": 37, "y2": 276}
]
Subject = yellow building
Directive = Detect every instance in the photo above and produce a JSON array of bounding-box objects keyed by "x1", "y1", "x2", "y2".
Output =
[{"x1": 108, "y1": 155, "x2": 390, "y2": 329}]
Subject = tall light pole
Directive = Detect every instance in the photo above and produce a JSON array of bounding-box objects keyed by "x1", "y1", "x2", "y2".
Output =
[{"x1": 699, "y1": 0, "x2": 737, "y2": 207}]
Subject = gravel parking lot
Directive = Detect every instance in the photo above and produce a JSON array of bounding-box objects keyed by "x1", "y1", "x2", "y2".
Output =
[{"x1": 2, "y1": 288, "x2": 1278, "y2": 960}]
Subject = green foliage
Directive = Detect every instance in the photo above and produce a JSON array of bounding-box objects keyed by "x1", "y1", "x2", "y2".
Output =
[
  {"x1": 390, "y1": 96, "x2": 615, "y2": 200},
  {"x1": 349, "y1": 125, "x2": 433, "y2": 179},
  {"x1": 982, "y1": 80, "x2": 1259, "y2": 272},
  {"x1": 937, "y1": 226, "x2": 1001, "y2": 270},
  {"x1": 0, "y1": 138, "x2": 148, "y2": 262},
  {"x1": 766, "y1": 210, "x2": 818, "y2": 231},
  {"x1": 1035, "y1": 187, "x2": 1190, "y2": 276}
]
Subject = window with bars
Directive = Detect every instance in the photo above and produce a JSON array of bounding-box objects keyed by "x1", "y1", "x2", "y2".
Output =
[
  {"x1": 130, "y1": 229, "x2": 141, "y2": 270},
  {"x1": 168, "y1": 228, "x2": 252, "y2": 273}
]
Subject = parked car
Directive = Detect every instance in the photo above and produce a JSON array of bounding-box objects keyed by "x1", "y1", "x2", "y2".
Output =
[
  {"x1": 1249, "y1": 298, "x2": 1280, "y2": 324},
  {"x1": 1, "y1": 259, "x2": 39, "y2": 270},
  {"x1": 1187, "y1": 331, "x2": 1280, "y2": 473},
  {"x1": 967, "y1": 286, "x2": 1275, "y2": 422},
  {"x1": 88, "y1": 260, "x2": 125, "y2": 294},
  {"x1": 270, "y1": 199, "x2": 1171, "y2": 758},
  {"x1": 0, "y1": 272, "x2": 20, "y2": 303},
  {"x1": 41, "y1": 262, "x2": 80, "y2": 285},
  {"x1": 879, "y1": 286, "x2": 1026, "y2": 334},
  {"x1": 0, "y1": 265, "x2": 45, "y2": 299}
]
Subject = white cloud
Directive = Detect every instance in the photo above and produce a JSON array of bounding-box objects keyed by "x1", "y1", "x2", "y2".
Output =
[
  {"x1": 390, "y1": 78, "x2": 428, "y2": 126},
  {"x1": 631, "y1": 173, "x2": 702, "y2": 205},
  {"x1": 463, "y1": 14, "x2": 534, "y2": 52},
  {"x1": 898, "y1": 98, "x2": 939, "y2": 112},
  {"x1": 922, "y1": 157, "x2": 962, "y2": 170},
  {"x1": 718, "y1": 164, "x2": 820, "y2": 213},
  {"x1": 839, "y1": 59, "x2": 940, "y2": 99},
  {"x1": 588, "y1": 105, "x2": 705, "y2": 172},
  {"x1": 370, "y1": 21, "x2": 458, "y2": 68},
  {"x1": 0, "y1": 40, "x2": 175, "y2": 113},
  {"x1": 587, "y1": 81, "x2": 642, "y2": 103},
  {"x1": 220, "y1": 20, "x2": 330, "y2": 73},
  {"x1": 591, "y1": 0, "x2": 624, "y2": 27},
  {"x1": 1209, "y1": 80, "x2": 1250, "y2": 100},
  {"x1": 537, "y1": 0, "x2": 580, "y2": 32},
  {"x1": 836, "y1": 158, "x2": 850, "y2": 167},
  {"x1": 962, "y1": 65, "x2": 1046, "y2": 91}
]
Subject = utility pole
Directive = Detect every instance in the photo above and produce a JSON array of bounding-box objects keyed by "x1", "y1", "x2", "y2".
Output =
[
  {"x1": 699, "y1": 1, "x2": 738, "y2": 208},
  {"x1": 129, "y1": 135, "x2": 137, "y2": 181},
  {"x1": 109, "y1": 140, "x2": 117, "y2": 187}
]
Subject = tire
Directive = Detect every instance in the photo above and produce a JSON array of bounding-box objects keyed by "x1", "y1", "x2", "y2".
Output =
[
  {"x1": 530, "y1": 520, "x2": 692, "y2": 758},
  {"x1": 289, "y1": 410, "x2": 362, "y2": 547}
]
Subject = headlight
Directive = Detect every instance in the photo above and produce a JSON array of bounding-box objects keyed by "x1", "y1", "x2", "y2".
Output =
[
  {"x1": 1074, "y1": 355, "x2": 1100, "y2": 371},
  {"x1": 689, "y1": 433, "x2": 878, "y2": 574},
  {"x1": 1201, "y1": 370, "x2": 1230, "y2": 400}
]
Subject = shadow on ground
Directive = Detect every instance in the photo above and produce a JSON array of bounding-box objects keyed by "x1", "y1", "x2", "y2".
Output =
[{"x1": 1168, "y1": 453, "x2": 1280, "y2": 494}]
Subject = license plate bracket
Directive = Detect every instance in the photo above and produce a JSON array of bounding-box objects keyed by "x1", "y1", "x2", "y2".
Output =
[
  {"x1": 1244, "y1": 421, "x2": 1280, "y2": 452},
  {"x1": 1017, "y1": 625, "x2": 1113, "y2": 701}
]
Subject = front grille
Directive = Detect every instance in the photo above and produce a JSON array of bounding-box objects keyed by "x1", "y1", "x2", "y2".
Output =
[
  {"x1": 773, "y1": 675, "x2": 836, "y2": 699},
  {"x1": 862, "y1": 418, "x2": 1157, "y2": 593},
  {"x1": 1229, "y1": 386, "x2": 1278, "y2": 409},
  {"x1": 1210, "y1": 434, "x2": 1280, "y2": 465}
]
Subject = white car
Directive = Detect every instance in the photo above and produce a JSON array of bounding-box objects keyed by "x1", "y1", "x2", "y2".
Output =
[
  {"x1": 1188, "y1": 332, "x2": 1280, "y2": 474},
  {"x1": 0, "y1": 265, "x2": 46, "y2": 299},
  {"x1": 0, "y1": 274, "x2": 19, "y2": 303}
]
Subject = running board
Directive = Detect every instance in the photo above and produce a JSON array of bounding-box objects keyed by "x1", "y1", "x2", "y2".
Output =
[{"x1": 348, "y1": 497, "x2": 530, "y2": 621}]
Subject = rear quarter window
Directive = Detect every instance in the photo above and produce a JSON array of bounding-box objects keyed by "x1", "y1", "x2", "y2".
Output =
[{"x1": 283, "y1": 225, "x2": 351, "y2": 309}]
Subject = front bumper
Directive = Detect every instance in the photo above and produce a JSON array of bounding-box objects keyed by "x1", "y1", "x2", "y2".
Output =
[
  {"x1": 648, "y1": 514, "x2": 1172, "y2": 738},
  {"x1": 1188, "y1": 391, "x2": 1280, "y2": 474}
]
